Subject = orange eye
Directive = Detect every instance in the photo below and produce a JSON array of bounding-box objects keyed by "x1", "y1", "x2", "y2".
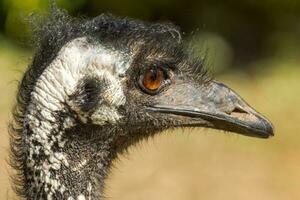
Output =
[
  {"x1": 139, "y1": 68, "x2": 169, "y2": 94},
  {"x1": 143, "y1": 68, "x2": 163, "y2": 91}
]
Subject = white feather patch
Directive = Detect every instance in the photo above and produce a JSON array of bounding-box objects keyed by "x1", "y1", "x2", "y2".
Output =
[{"x1": 25, "y1": 37, "x2": 132, "y2": 198}]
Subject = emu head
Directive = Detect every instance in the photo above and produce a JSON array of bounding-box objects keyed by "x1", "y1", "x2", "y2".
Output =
[
  {"x1": 23, "y1": 11, "x2": 273, "y2": 151},
  {"x1": 60, "y1": 21, "x2": 273, "y2": 144},
  {"x1": 65, "y1": 35, "x2": 273, "y2": 142},
  {"x1": 12, "y1": 8, "x2": 274, "y2": 199}
]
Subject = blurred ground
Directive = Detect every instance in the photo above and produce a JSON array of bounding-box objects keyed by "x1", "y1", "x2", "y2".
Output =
[{"x1": 0, "y1": 37, "x2": 299, "y2": 199}]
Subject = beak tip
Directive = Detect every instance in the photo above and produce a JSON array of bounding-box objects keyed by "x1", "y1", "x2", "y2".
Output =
[
  {"x1": 266, "y1": 123, "x2": 275, "y2": 137},
  {"x1": 257, "y1": 118, "x2": 274, "y2": 138}
]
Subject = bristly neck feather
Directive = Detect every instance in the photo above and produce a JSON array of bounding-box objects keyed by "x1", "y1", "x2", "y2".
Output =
[
  {"x1": 24, "y1": 108, "x2": 118, "y2": 199},
  {"x1": 21, "y1": 37, "x2": 130, "y2": 200}
]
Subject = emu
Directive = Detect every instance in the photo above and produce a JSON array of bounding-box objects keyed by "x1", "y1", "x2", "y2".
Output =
[{"x1": 9, "y1": 7, "x2": 273, "y2": 200}]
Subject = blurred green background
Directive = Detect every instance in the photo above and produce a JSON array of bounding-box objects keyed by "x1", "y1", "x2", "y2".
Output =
[{"x1": 0, "y1": 0, "x2": 299, "y2": 199}]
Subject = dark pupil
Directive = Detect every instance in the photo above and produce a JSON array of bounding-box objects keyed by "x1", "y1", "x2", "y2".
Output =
[{"x1": 150, "y1": 69, "x2": 157, "y2": 81}]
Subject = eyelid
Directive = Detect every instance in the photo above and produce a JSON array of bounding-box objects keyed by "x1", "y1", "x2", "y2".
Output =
[{"x1": 146, "y1": 63, "x2": 173, "y2": 77}]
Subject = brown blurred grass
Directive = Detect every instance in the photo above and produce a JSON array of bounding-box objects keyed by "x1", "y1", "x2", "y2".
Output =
[{"x1": 0, "y1": 40, "x2": 299, "y2": 200}]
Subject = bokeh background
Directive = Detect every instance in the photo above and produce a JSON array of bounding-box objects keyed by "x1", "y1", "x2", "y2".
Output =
[{"x1": 0, "y1": 0, "x2": 299, "y2": 199}]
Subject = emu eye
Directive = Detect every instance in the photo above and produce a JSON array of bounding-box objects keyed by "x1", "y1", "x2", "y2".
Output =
[{"x1": 139, "y1": 67, "x2": 169, "y2": 94}]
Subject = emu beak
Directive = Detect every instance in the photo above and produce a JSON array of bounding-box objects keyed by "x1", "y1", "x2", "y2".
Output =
[{"x1": 147, "y1": 81, "x2": 274, "y2": 138}]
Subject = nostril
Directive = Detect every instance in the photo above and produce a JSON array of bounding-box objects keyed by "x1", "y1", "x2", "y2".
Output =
[
  {"x1": 224, "y1": 106, "x2": 248, "y2": 115},
  {"x1": 231, "y1": 107, "x2": 248, "y2": 114},
  {"x1": 229, "y1": 106, "x2": 250, "y2": 120}
]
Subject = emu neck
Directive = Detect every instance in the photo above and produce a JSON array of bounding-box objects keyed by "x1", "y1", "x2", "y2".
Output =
[
  {"x1": 21, "y1": 37, "x2": 127, "y2": 199},
  {"x1": 25, "y1": 108, "x2": 117, "y2": 199}
]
